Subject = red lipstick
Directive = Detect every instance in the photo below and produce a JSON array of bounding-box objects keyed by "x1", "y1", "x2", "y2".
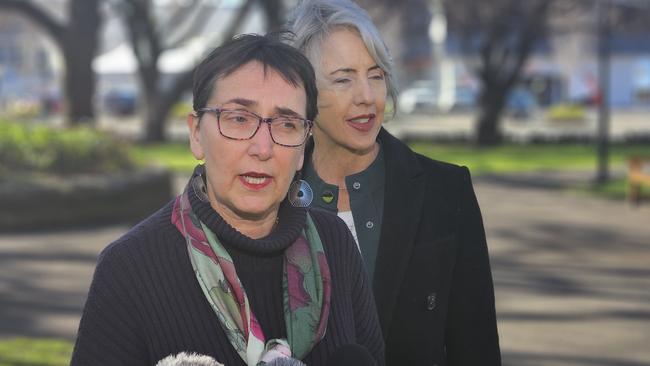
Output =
[
  {"x1": 346, "y1": 113, "x2": 376, "y2": 132},
  {"x1": 239, "y1": 172, "x2": 272, "y2": 190}
]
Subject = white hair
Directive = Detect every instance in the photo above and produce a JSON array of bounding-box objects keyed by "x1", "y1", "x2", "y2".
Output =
[{"x1": 286, "y1": 0, "x2": 398, "y2": 109}]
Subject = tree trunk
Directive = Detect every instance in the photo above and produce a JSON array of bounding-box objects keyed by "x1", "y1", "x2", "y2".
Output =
[
  {"x1": 258, "y1": 0, "x2": 284, "y2": 32},
  {"x1": 142, "y1": 91, "x2": 165, "y2": 142},
  {"x1": 0, "y1": 0, "x2": 100, "y2": 126},
  {"x1": 143, "y1": 70, "x2": 194, "y2": 142},
  {"x1": 476, "y1": 85, "x2": 506, "y2": 146},
  {"x1": 64, "y1": 0, "x2": 100, "y2": 125}
]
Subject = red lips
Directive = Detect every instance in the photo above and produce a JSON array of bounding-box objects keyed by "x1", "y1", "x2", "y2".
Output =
[
  {"x1": 239, "y1": 172, "x2": 272, "y2": 190},
  {"x1": 346, "y1": 113, "x2": 376, "y2": 132}
]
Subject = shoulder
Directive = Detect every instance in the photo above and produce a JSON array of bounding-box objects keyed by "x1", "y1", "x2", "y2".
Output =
[
  {"x1": 380, "y1": 129, "x2": 471, "y2": 191},
  {"x1": 97, "y1": 200, "x2": 182, "y2": 272},
  {"x1": 415, "y1": 152, "x2": 471, "y2": 185}
]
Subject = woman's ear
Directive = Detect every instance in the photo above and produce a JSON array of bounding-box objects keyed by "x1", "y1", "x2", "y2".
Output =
[{"x1": 187, "y1": 112, "x2": 205, "y2": 160}]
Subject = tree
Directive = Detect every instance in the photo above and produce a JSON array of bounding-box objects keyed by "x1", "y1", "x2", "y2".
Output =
[
  {"x1": 445, "y1": 0, "x2": 552, "y2": 146},
  {"x1": 0, "y1": 0, "x2": 100, "y2": 125},
  {"x1": 109, "y1": 0, "x2": 266, "y2": 142}
]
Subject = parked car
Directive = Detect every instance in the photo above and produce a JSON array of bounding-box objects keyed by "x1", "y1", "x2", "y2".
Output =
[
  {"x1": 104, "y1": 89, "x2": 138, "y2": 116},
  {"x1": 399, "y1": 80, "x2": 438, "y2": 114}
]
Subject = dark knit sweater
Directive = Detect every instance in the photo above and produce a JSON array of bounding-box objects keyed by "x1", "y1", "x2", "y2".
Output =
[{"x1": 71, "y1": 189, "x2": 384, "y2": 365}]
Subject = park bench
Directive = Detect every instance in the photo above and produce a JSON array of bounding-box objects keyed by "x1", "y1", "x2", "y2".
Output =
[{"x1": 628, "y1": 156, "x2": 650, "y2": 205}]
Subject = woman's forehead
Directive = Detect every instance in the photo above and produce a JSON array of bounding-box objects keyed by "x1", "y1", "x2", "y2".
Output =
[
  {"x1": 210, "y1": 62, "x2": 307, "y2": 114},
  {"x1": 318, "y1": 29, "x2": 377, "y2": 71}
]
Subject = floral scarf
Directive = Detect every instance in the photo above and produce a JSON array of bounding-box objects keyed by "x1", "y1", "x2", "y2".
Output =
[{"x1": 171, "y1": 184, "x2": 331, "y2": 365}]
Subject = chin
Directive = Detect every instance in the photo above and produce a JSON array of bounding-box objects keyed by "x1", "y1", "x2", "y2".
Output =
[
  {"x1": 233, "y1": 199, "x2": 277, "y2": 220},
  {"x1": 345, "y1": 137, "x2": 377, "y2": 155}
]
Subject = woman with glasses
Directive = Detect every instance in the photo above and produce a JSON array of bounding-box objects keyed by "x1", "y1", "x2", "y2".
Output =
[
  {"x1": 71, "y1": 34, "x2": 384, "y2": 366},
  {"x1": 287, "y1": 1, "x2": 501, "y2": 365}
]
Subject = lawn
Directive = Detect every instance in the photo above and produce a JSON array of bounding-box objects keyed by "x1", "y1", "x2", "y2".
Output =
[
  {"x1": 0, "y1": 338, "x2": 72, "y2": 366},
  {"x1": 132, "y1": 141, "x2": 649, "y2": 200},
  {"x1": 133, "y1": 142, "x2": 649, "y2": 175},
  {"x1": 409, "y1": 143, "x2": 649, "y2": 174},
  {"x1": 408, "y1": 143, "x2": 649, "y2": 200}
]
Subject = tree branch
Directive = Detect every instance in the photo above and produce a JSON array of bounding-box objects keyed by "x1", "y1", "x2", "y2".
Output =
[
  {"x1": 0, "y1": 0, "x2": 66, "y2": 46},
  {"x1": 163, "y1": 1, "x2": 218, "y2": 50}
]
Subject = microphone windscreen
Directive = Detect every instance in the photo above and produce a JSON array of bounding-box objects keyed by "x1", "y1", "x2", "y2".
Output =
[
  {"x1": 327, "y1": 344, "x2": 377, "y2": 366},
  {"x1": 155, "y1": 352, "x2": 223, "y2": 366}
]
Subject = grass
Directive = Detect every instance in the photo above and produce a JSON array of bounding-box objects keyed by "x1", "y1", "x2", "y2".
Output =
[
  {"x1": 409, "y1": 143, "x2": 650, "y2": 175},
  {"x1": 131, "y1": 141, "x2": 650, "y2": 199},
  {"x1": 410, "y1": 143, "x2": 649, "y2": 200},
  {"x1": 0, "y1": 338, "x2": 73, "y2": 366},
  {"x1": 132, "y1": 142, "x2": 198, "y2": 173}
]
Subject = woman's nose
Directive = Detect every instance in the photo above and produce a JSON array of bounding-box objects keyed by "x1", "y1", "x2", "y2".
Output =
[
  {"x1": 354, "y1": 79, "x2": 374, "y2": 105},
  {"x1": 248, "y1": 122, "x2": 274, "y2": 160}
]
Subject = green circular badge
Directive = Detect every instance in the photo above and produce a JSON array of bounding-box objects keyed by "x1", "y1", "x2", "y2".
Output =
[{"x1": 321, "y1": 191, "x2": 334, "y2": 204}]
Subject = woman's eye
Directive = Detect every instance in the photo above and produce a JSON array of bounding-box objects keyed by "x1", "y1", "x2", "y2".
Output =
[
  {"x1": 370, "y1": 73, "x2": 385, "y2": 80},
  {"x1": 334, "y1": 78, "x2": 351, "y2": 84},
  {"x1": 282, "y1": 122, "x2": 297, "y2": 130}
]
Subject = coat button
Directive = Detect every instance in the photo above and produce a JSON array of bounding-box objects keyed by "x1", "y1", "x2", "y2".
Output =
[
  {"x1": 353, "y1": 181, "x2": 361, "y2": 190},
  {"x1": 426, "y1": 293, "x2": 437, "y2": 311}
]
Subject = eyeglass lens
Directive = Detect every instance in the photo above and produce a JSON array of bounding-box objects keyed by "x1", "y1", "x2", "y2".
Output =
[{"x1": 218, "y1": 109, "x2": 308, "y2": 146}]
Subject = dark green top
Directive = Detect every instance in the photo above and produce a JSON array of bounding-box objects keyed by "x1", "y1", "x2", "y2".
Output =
[{"x1": 303, "y1": 145, "x2": 385, "y2": 282}]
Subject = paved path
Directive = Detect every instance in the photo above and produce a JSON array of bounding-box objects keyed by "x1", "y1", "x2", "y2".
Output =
[
  {"x1": 474, "y1": 174, "x2": 650, "y2": 366},
  {"x1": 1, "y1": 173, "x2": 649, "y2": 365}
]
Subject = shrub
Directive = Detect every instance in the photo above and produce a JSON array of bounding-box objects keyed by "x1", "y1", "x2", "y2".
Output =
[
  {"x1": 0, "y1": 120, "x2": 137, "y2": 176},
  {"x1": 547, "y1": 103, "x2": 587, "y2": 122},
  {"x1": 171, "y1": 101, "x2": 193, "y2": 120}
]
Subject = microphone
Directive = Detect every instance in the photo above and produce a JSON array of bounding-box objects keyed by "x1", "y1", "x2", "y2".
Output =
[
  {"x1": 327, "y1": 344, "x2": 377, "y2": 366},
  {"x1": 155, "y1": 352, "x2": 223, "y2": 366}
]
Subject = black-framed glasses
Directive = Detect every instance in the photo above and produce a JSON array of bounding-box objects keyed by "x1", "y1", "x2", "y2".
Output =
[{"x1": 195, "y1": 108, "x2": 313, "y2": 147}]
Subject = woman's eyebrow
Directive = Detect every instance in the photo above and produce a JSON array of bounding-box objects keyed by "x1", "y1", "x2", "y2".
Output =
[
  {"x1": 329, "y1": 65, "x2": 382, "y2": 75},
  {"x1": 275, "y1": 106, "x2": 302, "y2": 118},
  {"x1": 329, "y1": 68, "x2": 355, "y2": 75},
  {"x1": 222, "y1": 97, "x2": 257, "y2": 107}
]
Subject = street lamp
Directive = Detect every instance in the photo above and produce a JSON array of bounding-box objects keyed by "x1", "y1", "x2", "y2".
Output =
[{"x1": 595, "y1": 0, "x2": 610, "y2": 184}]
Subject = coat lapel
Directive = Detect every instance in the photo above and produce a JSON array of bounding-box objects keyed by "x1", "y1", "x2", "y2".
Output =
[{"x1": 373, "y1": 129, "x2": 426, "y2": 337}]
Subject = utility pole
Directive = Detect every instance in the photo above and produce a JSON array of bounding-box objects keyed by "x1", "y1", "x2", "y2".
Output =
[{"x1": 596, "y1": 0, "x2": 611, "y2": 184}]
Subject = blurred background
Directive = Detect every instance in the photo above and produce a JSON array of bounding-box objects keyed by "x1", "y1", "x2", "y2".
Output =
[{"x1": 0, "y1": 0, "x2": 649, "y2": 365}]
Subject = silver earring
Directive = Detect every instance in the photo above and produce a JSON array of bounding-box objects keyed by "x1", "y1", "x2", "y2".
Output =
[
  {"x1": 288, "y1": 179, "x2": 313, "y2": 208},
  {"x1": 191, "y1": 173, "x2": 210, "y2": 202}
]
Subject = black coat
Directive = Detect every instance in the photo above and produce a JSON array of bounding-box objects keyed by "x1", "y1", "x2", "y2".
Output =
[
  {"x1": 305, "y1": 128, "x2": 500, "y2": 365},
  {"x1": 373, "y1": 129, "x2": 500, "y2": 365}
]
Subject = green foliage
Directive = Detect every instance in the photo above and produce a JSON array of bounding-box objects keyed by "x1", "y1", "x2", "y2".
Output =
[
  {"x1": 132, "y1": 142, "x2": 197, "y2": 173},
  {"x1": 547, "y1": 103, "x2": 587, "y2": 122},
  {"x1": 0, "y1": 338, "x2": 72, "y2": 366},
  {"x1": 171, "y1": 101, "x2": 193, "y2": 120},
  {"x1": 0, "y1": 120, "x2": 137, "y2": 176}
]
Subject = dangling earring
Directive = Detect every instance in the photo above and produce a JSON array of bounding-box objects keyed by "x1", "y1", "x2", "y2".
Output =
[
  {"x1": 191, "y1": 171, "x2": 210, "y2": 203},
  {"x1": 288, "y1": 172, "x2": 313, "y2": 208}
]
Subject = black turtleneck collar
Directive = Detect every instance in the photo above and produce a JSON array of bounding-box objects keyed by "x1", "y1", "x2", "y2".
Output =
[{"x1": 187, "y1": 165, "x2": 307, "y2": 255}]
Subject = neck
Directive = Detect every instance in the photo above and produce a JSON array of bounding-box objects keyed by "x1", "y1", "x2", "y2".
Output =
[
  {"x1": 311, "y1": 133, "x2": 379, "y2": 187},
  {"x1": 208, "y1": 201, "x2": 278, "y2": 240}
]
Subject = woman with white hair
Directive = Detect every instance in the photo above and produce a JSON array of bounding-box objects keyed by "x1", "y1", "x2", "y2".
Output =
[{"x1": 287, "y1": 1, "x2": 501, "y2": 365}]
